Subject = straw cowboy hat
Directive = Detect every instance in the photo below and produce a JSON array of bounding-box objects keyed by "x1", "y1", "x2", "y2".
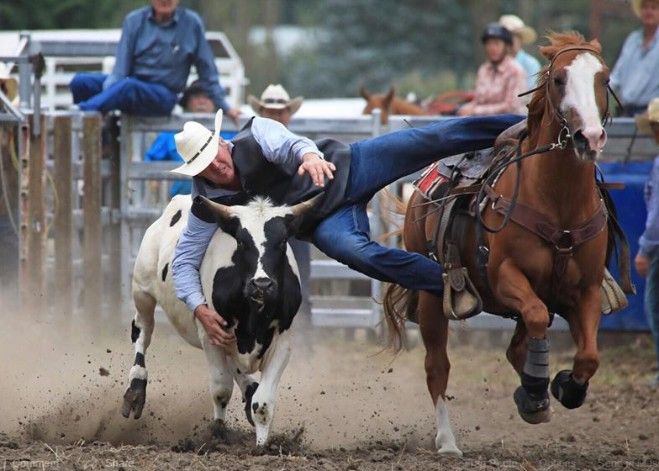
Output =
[
  {"x1": 635, "y1": 97, "x2": 659, "y2": 135},
  {"x1": 247, "y1": 84, "x2": 303, "y2": 114},
  {"x1": 632, "y1": 0, "x2": 658, "y2": 17},
  {"x1": 0, "y1": 62, "x2": 18, "y2": 104},
  {"x1": 171, "y1": 109, "x2": 223, "y2": 176},
  {"x1": 499, "y1": 14, "x2": 537, "y2": 45}
]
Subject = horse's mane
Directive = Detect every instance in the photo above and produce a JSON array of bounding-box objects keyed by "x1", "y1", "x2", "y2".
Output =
[{"x1": 527, "y1": 31, "x2": 602, "y2": 134}]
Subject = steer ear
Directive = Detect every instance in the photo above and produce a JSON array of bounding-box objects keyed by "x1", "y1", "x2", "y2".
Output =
[
  {"x1": 289, "y1": 192, "x2": 324, "y2": 217},
  {"x1": 199, "y1": 196, "x2": 234, "y2": 220}
]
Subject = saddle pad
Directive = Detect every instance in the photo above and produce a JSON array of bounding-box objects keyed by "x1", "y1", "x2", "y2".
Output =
[{"x1": 414, "y1": 161, "x2": 451, "y2": 200}]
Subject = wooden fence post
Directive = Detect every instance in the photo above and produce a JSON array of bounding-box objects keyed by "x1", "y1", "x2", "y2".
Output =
[
  {"x1": 107, "y1": 115, "x2": 122, "y2": 305},
  {"x1": 53, "y1": 115, "x2": 73, "y2": 315},
  {"x1": 82, "y1": 114, "x2": 102, "y2": 314},
  {"x1": 19, "y1": 114, "x2": 47, "y2": 311}
]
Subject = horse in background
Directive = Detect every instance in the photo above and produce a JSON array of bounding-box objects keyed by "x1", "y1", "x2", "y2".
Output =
[
  {"x1": 360, "y1": 86, "x2": 427, "y2": 125},
  {"x1": 360, "y1": 86, "x2": 473, "y2": 124},
  {"x1": 383, "y1": 32, "x2": 630, "y2": 456}
]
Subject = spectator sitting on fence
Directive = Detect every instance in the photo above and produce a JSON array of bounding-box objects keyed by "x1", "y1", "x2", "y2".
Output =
[
  {"x1": 610, "y1": 0, "x2": 659, "y2": 117},
  {"x1": 457, "y1": 23, "x2": 527, "y2": 116},
  {"x1": 634, "y1": 97, "x2": 659, "y2": 387},
  {"x1": 0, "y1": 62, "x2": 18, "y2": 110},
  {"x1": 247, "y1": 84, "x2": 312, "y2": 316},
  {"x1": 144, "y1": 81, "x2": 216, "y2": 197},
  {"x1": 68, "y1": 0, "x2": 240, "y2": 122},
  {"x1": 498, "y1": 14, "x2": 541, "y2": 91}
]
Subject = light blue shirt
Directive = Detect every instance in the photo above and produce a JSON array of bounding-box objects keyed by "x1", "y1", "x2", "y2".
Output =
[
  {"x1": 516, "y1": 49, "x2": 542, "y2": 91},
  {"x1": 610, "y1": 29, "x2": 659, "y2": 108},
  {"x1": 172, "y1": 117, "x2": 323, "y2": 312},
  {"x1": 105, "y1": 6, "x2": 230, "y2": 112},
  {"x1": 640, "y1": 156, "x2": 659, "y2": 256}
]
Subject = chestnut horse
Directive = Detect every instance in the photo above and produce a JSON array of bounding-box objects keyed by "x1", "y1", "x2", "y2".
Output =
[
  {"x1": 383, "y1": 32, "x2": 618, "y2": 456},
  {"x1": 360, "y1": 86, "x2": 427, "y2": 125}
]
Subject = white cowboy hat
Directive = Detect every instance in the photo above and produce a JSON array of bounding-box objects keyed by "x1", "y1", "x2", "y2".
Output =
[
  {"x1": 635, "y1": 97, "x2": 659, "y2": 135},
  {"x1": 171, "y1": 109, "x2": 223, "y2": 176},
  {"x1": 247, "y1": 84, "x2": 303, "y2": 115},
  {"x1": 499, "y1": 14, "x2": 537, "y2": 45},
  {"x1": 0, "y1": 62, "x2": 18, "y2": 103},
  {"x1": 632, "y1": 0, "x2": 658, "y2": 17}
]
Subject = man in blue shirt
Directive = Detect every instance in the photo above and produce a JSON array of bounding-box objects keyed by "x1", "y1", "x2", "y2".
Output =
[
  {"x1": 69, "y1": 0, "x2": 240, "y2": 120},
  {"x1": 610, "y1": 0, "x2": 659, "y2": 116},
  {"x1": 635, "y1": 98, "x2": 659, "y2": 386},
  {"x1": 169, "y1": 109, "x2": 523, "y2": 346}
]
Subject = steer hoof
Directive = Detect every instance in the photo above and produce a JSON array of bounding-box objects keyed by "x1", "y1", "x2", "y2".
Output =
[
  {"x1": 121, "y1": 379, "x2": 147, "y2": 419},
  {"x1": 551, "y1": 370, "x2": 588, "y2": 409},
  {"x1": 513, "y1": 386, "x2": 551, "y2": 424},
  {"x1": 243, "y1": 382, "x2": 259, "y2": 427}
]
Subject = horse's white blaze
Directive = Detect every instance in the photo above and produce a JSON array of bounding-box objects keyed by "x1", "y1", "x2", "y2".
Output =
[
  {"x1": 232, "y1": 198, "x2": 293, "y2": 281},
  {"x1": 434, "y1": 399, "x2": 462, "y2": 457},
  {"x1": 562, "y1": 53, "x2": 607, "y2": 153}
]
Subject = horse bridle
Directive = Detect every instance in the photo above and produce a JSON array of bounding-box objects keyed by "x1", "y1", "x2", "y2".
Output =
[{"x1": 519, "y1": 45, "x2": 622, "y2": 151}]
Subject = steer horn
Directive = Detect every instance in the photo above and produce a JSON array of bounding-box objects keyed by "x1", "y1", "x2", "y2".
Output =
[
  {"x1": 289, "y1": 192, "x2": 324, "y2": 217},
  {"x1": 199, "y1": 196, "x2": 234, "y2": 219}
]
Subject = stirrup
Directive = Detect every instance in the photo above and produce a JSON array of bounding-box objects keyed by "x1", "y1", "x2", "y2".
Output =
[
  {"x1": 442, "y1": 267, "x2": 482, "y2": 320},
  {"x1": 600, "y1": 268, "x2": 628, "y2": 315}
]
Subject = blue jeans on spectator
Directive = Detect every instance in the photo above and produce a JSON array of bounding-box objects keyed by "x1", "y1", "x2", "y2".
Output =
[
  {"x1": 312, "y1": 114, "x2": 523, "y2": 297},
  {"x1": 70, "y1": 73, "x2": 177, "y2": 116},
  {"x1": 645, "y1": 247, "x2": 659, "y2": 379}
]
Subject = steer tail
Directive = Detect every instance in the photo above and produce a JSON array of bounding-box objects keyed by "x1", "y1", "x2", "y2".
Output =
[{"x1": 382, "y1": 283, "x2": 418, "y2": 352}]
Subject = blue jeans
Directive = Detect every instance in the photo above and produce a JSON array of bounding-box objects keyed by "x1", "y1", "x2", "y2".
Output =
[
  {"x1": 645, "y1": 247, "x2": 659, "y2": 371},
  {"x1": 70, "y1": 73, "x2": 177, "y2": 116},
  {"x1": 312, "y1": 114, "x2": 524, "y2": 297}
]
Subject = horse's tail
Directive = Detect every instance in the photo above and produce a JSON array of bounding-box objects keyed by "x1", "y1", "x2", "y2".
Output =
[
  {"x1": 382, "y1": 283, "x2": 418, "y2": 352},
  {"x1": 377, "y1": 187, "x2": 407, "y2": 243}
]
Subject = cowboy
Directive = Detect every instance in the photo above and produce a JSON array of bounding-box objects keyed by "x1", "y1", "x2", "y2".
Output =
[
  {"x1": 499, "y1": 14, "x2": 541, "y2": 90},
  {"x1": 248, "y1": 84, "x2": 303, "y2": 127},
  {"x1": 457, "y1": 23, "x2": 527, "y2": 116},
  {"x1": 170, "y1": 109, "x2": 523, "y2": 346},
  {"x1": 610, "y1": 0, "x2": 659, "y2": 116},
  {"x1": 68, "y1": 0, "x2": 240, "y2": 121},
  {"x1": 247, "y1": 84, "x2": 312, "y2": 314},
  {"x1": 634, "y1": 97, "x2": 659, "y2": 387},
  {"x1": 0, "y1": 62, "x2": 18, "y2": 110}
]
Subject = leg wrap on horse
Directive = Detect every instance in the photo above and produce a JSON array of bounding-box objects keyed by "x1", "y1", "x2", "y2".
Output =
[
  {"x1": 522, "y1": 337, "x2": 550, "y2": 396},
  {"x1": 551, "y1": 370, "x2": 589, "y2": 409}
]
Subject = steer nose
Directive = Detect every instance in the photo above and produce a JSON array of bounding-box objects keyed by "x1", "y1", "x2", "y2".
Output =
[{"x1": 248, "y1": 277, "x2": 275, "y2": 297}]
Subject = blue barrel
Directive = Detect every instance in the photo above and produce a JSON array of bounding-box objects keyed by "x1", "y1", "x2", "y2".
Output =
[{"x1": 599, "y1": 161, "x2": 652, "y2": 331}]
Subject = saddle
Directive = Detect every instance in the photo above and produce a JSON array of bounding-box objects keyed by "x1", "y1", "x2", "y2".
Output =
[{"x1": 414, "y1": 121, "x2": 633, "y2": 320}]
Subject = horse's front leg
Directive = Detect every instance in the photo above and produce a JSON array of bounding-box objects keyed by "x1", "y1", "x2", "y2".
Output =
[
  {"x1": 551, "y1": 284, "x2": 601, "y2": 410},
  {"x1": 494, "y1": 259, "x2": 551, "y2": 424}
]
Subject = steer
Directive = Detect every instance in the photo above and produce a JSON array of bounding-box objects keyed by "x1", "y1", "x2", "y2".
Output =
[{"x1": 121, "y1": 193, "x2": 318, "y2": 446}]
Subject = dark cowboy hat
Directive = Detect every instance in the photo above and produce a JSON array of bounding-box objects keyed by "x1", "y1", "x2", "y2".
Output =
[{"x1": 178, "y1": 80, "x2": 213, "y2": 108}]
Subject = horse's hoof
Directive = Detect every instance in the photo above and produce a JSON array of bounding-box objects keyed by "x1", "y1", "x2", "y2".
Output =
[
  {"x1": 121, "y1": 379, "x2": 147, "y2": 419},
  {"x1": 513, "y1": 386, "x2": 551, "y2": 424},
  {"x1": 437, "y1": 445, "x2": 463, "y2": 457},
  {"x1": 551, "y1": 370, "x2": 588, "y2": 409},
  {"x1": 243, "y1": 382, "x2": 259, "y2": 427}
]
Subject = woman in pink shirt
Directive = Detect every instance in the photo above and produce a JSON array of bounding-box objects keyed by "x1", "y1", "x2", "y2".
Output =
[{"x1": 458, "y1": 23, "x2": 527, "y2": 116}]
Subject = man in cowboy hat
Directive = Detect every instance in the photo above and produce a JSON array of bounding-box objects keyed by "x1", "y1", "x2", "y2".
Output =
[
  {"x1": 248, "y1": 84, "x2": 303, "y2": 127},
  {"x1": 0, "y1": 62, "x2": 19, "y2": 110},
  {"x1": 499, "y1": 14, "x2": 541, "y2": 90},
  {"x1": 634, "y1": 97, "x2": 659, "y2": 386},
  {"x1": 247, "y1": 84, "x2": 312, "y2": 314},
  {"x1": 170, "y1": 109, "x2": 523, "y2": 346},
  {"x1": 610, "y1": 0, "x2": 659, "y2": 116}
]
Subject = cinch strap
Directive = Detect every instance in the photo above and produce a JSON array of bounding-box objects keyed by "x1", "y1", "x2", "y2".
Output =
[{"x1": 188, "y1": 133, "x2": 214, "y2": 164}]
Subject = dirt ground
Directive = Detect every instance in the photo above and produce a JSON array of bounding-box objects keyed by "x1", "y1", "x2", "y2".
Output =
[{"x1": 0, "y1": 297, "x2": 658, "y2": 471}]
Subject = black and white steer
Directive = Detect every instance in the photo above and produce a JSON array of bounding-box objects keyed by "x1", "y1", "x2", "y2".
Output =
[{"x1": 122, "y1": 194, "x2": 318, "y2": 446}]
